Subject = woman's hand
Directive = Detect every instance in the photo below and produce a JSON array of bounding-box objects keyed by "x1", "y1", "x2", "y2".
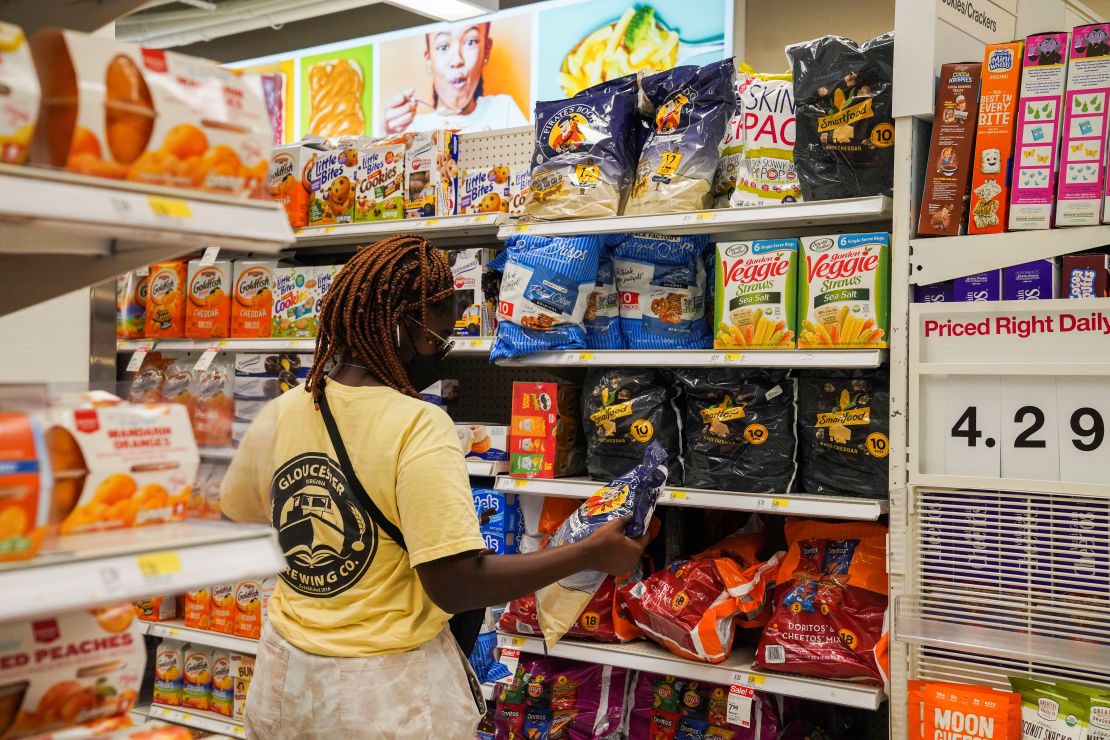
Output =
[
  {"x1": 580, "y1": 517, "x2": 651, "y2": 577},
  {"x1": 384, "y1": 87, "x2": 418, "y2": 134}
]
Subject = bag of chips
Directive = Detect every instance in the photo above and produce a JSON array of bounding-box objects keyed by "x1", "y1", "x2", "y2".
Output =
[
  {"x1": 677, "y1": 369, "x2": 797, "y2": 492},
  {"x1": 613, "y1": 233, "x2": 712, "y2": 349},
  {"x1": 492, "y1": 656, "x2": 629, "y2": 739},
  {"x1": 583, "y1": 368, "x2": 681, "y2": 483},
  {"x1": 525, "y1": 75, "x2": 639, "y2": 220},
  {"x1": 796, "y1": 370, "x2": 889, "y2": 497},
  {"x1": 1010, "y1": 678, "x2": 1092, "y2": 740},
  {"x1": 727, "y1": 64, "x2": 802, "y2": 207},
  {"x1": 787, "y1": 33, "x2": 895, "y2": 201},
  {"x1": 908, "y1": 680, "x2": 1021, "y2": 740},
  {"x1": 490, "y1": 234, "x2": 603, "y2": 361},
  {"x1": 499, "y1": 575, "x2": 643, "y2": 644},
  {"x1": 755, "y1": 519, "x2": 888, "y2": 684},
  {"x1": 629, "y1": 671, "x2": 781, "y2": 740},
  {"x1": 584, "y1": 244, "x2": 625, "y2": 349},
  {"x1": 626, "y1": 59, "x2": 736, "y2": 215}
]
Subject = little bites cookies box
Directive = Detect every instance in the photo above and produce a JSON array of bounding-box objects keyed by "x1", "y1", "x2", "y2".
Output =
[
  {"x1": 0, "y1": 605, "x2": 143, "y2": 738},
  {"x1": 1057, "y1": 23, "x2": 1110, "y2": 225},
  {"x1": 917, "y1": 63, "x2": 982, "y2": 236},
  {"x1": 969, "y1": 41, "x2": 1023, "y2": 234},
  {"x1": 353, "y1": 141, "x2": 405, "y2": 222},
  {"x1": 510, "y1": 382, "x2": 585, "y2": 479},
  {"x1": 798, "y1": 232, "x2": 890, "y2": 349},
  {"x1": 714, "y1": 239, "x2": 798, "y2": 349},
  {"x1": 1009, "y1": 32, "x2": 1070, "y2": 230},
  {"x1": 271, "y1": 265, "x2": 322, "y2": 338},
  {"x1": 305, "y1": 146, "x2": 357, "y2": 226}
]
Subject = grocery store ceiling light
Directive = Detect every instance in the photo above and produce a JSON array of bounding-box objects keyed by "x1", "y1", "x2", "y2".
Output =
[{"x1": 385, "y1": 0, "x2": 498, "y2": 22}]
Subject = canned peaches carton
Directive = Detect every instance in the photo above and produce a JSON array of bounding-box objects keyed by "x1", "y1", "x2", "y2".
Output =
[{"x1": 798, "y1": 232, "x2": 889, "y2": 349}]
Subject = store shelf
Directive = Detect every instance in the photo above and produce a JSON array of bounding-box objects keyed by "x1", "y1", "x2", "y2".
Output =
[
  {"x1": 468, "y1": 460, "x2": 509, "y2": 477},
  {"x1": 0, "y1": 163, "x2": 293, "y2": 317},
  {"x1": 497, "y1": 634, "x2": 885, "y2": 710},
  {"x1": 909, "y1": 225, "x2": 1110, "y2": 285},
  {"x1": 497, "y1": 196, "x2": 892, "y2": 240},
  {"x1": 446, "y1": 336, "x2": 496, "y2": 356},
  {"x1": 135, "y1": 704, "x2": 245, "y2": 737},
  {"x1": 495, "y1": 476, "x2": 887, "y2": 520},
  {"x1": 200, "y1": 447, "x2": 238, "y2": 461},
  {"x1": 496, "y1": 349, "x2": 886, "y2": 368},
  {"x1": 295, "y1": 213, "x2": 505, "y2": 247},
  {"x1": 0, "y1": 521, "x2": 282, "y2": 622},
  {"x1": 142, "y1": 619, "x2": 258, "y2": 654},
  {"x1": 121, "y1": 338, "x2": 317, "y2": 353}
]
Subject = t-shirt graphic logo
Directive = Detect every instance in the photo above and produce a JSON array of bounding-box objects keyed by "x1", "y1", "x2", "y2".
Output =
[{"x1": 271, "y1": 452, "x2": 377, "y2": 597}]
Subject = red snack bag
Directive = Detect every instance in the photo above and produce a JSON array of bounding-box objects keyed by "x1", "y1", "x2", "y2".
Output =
[
  {"x1": 500, "y1": 575, "x2": 643, "y2": 643},
  {"x1": 908, "y1": 680, "x2": 1022, "y2": 740},
  {"x1": 755, "y1": 519, "x2": 888, "y2": 684}
]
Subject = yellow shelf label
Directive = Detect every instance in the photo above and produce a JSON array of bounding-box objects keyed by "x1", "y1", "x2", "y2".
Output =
[
  {"x1": 772, "y1": 498, "x2": 789, "y2": 508},
  {"x1": 513, "y1": 479, "x2": 528, "y2": 488},
  {"x1": 147, "y1": 196, "x2": 193, "y2": 220},
  {"x1": 578, "y1": 352, "x2": 594, "y2": 361},
  {"x1": 668, "y1": 490, "x2": 687, "y2": 501},
  {"x1": 469, "y1": 339, "x2": 484, "y2": 347},
  {"x1": 324, "y1": 226, "x2": 336, "y2": 233},
  {"x1": 746, "y1": 674, "x2": 766, "y2": 685},
  {"x1": 427, "y1": 218, "x2": 440, "y2": 226},
  {"x1": 136, "y1": 551, "x2": 182, "y2": 579},
  {"x1": 724, "y1": 353, "x2": 742, "y2": 361},
  {"x1": 515, "y1": 223, "x2": 532, "y2": 233},
  {"x1": 512, "y1": 636, "x2": 525, "y2": 646},
  {"x1": 474, "y1": 215, "x2": 491, "y2": 223}
]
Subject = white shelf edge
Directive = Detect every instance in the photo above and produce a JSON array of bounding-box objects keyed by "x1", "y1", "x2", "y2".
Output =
[
  {"x1": 468, "y1": 460, "x2": 509, "y2": 477},
  {"x1": 137, "y1": 704, "x2": 245, "y2": 737},
  {"x1": 446, "y1": 337, "x2": 495, "y2": 356},
  {"x1": 142, "y1": 619, "x2": 259, "y2": 655},
  {"x1": 909, "y1": 473, "x2": 1110, "y2": 500},
  {"x1": 497, "y1": 196, "x2": 892, "y2": 239},
  {"x1": 494, "y1": 476, "x2": 887, "y2": 520},
  {"x1": 295, "y1": 213, "x2": 505, "y2": 246},
  {"x1": 117, "y1": 338, "x2": 317, "y2": 353},
  {"x1": 497, "y1": 633, "x2": 885, "y2": 710},
  {"x1": 496, "y1": 349, "x2": 886, "y2": 368}
]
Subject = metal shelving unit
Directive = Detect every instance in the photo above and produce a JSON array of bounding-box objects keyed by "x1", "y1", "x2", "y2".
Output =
[
  {"x1": 134, "y1": 704, "x2": 245, "y2": 737},
  {"x1": 295, "y1": 213, "x2": 506, "y2": 248},
  {"x1": 496, "y1": 349, "x2": 887, "y2": 368},
  {"x1": 142, "y1": 619, "x2": 259, "y2": 655}
]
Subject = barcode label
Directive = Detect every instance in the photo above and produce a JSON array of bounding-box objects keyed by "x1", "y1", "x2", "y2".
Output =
[{"x1": 764, "y1": 645, "x2": 786, "y2": 664}]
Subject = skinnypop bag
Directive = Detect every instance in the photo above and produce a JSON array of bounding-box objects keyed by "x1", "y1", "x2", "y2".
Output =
[
  {"x1": 755, "y1": 519, "x2": 889, "y2": 684},
  {"x1": 728, "y1": 65, "x2": 801, "y2": 207},
  {"x1": 908, "y1": 680, "x2": 1022, "y2": 740},
  {"x1": 535, "y1": 442, "x2": 667, "y2": 647}
]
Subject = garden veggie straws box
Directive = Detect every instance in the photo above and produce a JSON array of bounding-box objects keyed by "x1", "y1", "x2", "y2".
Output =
[
  {"x1": 714, "y1": 239, "x2": 797, "y2": 349},
  {"x1": 1057, "y1": 23, "x2": 1110, "y2": 225},
  {"x1": 969, "y1": 41, "x2": 1023, "y2": 234},
  {"x1": 798, "y1": 233, "x2": 889, "y2": 349},
  {"x1": 918, "y1": 63, "x2": 983, "y2": 236},
  {"x1": 1009, "y1": 32, "x2": 1070, "y2": 230}
]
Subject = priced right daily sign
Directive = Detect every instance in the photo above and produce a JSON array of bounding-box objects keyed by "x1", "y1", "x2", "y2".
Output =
[{"x1": 911, "y1": 300, "x2": 1110, "y2": 487}]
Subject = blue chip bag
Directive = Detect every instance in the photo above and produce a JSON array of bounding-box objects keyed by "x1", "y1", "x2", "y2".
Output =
[
  {"x1": 535, "y1": 441, "x2": 668, "y2": 647},
  {"x1": 490, "y1": 234, "x2": 603, "y2": 360},
  {"x1": 613, "y1": 233, "x2": 712, "y2": 349},
  {"x1": 627, "y1": 58, "x2": 737, "y2": 215},
  {"x1": 584, "y1": 245, "x2": 625, "y2": 349},
  {"x1": 525, "y1": 75, "x2": 639, "y2": 220}
]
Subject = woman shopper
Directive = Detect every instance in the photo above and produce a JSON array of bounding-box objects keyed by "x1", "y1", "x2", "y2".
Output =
[{"x1": 221, "y1": 235, "x2": 648, "y2": 739}]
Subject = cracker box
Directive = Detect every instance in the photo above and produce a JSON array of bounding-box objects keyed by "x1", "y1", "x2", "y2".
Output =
[
  {"x1": 231, "y1": 259, "x2": 276, "y2": 338},
  {"x1": 185, "y1": 258, "x2": 231, "y2": 339},
  {"x1": 0, "y1": 412, "x2": 51, "y2": 562},
  {"x1": 305, "y1": 145, "x2": 357, "y2": 225},
  {"x1": 133, "y1": 595, "x2": 175, "y2": 622},
  {"x1": 509, "y1": 381, "x2": 585, "y2": 479},
  {"x1": 181, "y1": 644, "x2": 212, "y2": 710},
  {"x1": 969, "y1": 41, "x2": 1024, "y2": 234},
  {"x1": 913, "y1": 281, "x2": 954, "y2": 303},
  {"x1": 153, "y1": 638, "x2": 184, "y2": 707},
  {"x1": 1056, "y1": 24, "x2": 1110, "y2": 225},
  {"x1": 459, "y1": 166, "x2": 510, "y2": 215},
  {"x1": 1003, "y1": 259, "x2": 1058, "y2": 300},
  {"x1": 474, "y1": 488, "x2": 522, "y2": 554},
  {"x1": 210, "y1": 650, "x2": 233, "y2": 717},
  {"x1": 714, "y1": 238, "x2": 798, "y2": 349},
  {"x1": 798, "y1": 233, "x2": 890, "y2": 349},
  {"x1": 402, "y1": 129, "x2": 459, "y2": 218},
  {"x1": 144, "y1": 260, "x2": 187, "y2": 338},
  {"x1": 232, "y1": 578, "x2": 273, "y2": 640},
  {"x1": 267, "y1": 142, "x2": 325, "y2": 228},
  {"x1": 48, "y1": 401, "x2": 198, "y2": 534},
  {"x1": 1062, "y1": 253, "x2": 1110, "y2": 297},
  {"x1": 456, "y1": 423, "x2": 509, "y2": 461},
  {"x1": 354, "y1": 141, "x2": 405, "y2": 222},
  {"x1": 183, "y1": 587, "x2": 211, "y2": 630},
  {"x1": 29, "y1": 30, "x2": 270, "y2": 196},
  {"x1": 271, "y1": 265, "x2": 317, "y2": 337},
  {"x1": 116, "y1": 271, "x2": 148, "y2": 340},
  {"x1": 952, "y1": 270, "x2": 1001, "y2": 301},
  {"x1": 0, "y1": 605, "x2": 145, "y2": 736},
  {"x1": 209, "y1": 583, "x2": 235, "y2": 634},
  {"x1": 0, "y1": 22, "x2": 40, "y2": 164},
  {"x1": 1010, "y1": 32, "x2": 1071, "y2": 230},
  {"x1": 918, "y1": 63, "x2": 983, "y2": 236},
  {"x1": 231, "y1": 652, "x2": 254, "y2": 722}
]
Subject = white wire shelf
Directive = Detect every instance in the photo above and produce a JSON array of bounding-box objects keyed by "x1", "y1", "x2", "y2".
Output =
[
  {"x1": 295, "y1": 213, "x2": 505, "y2": 247},
  {"x1": 494, "y1": 476, "x2": 887, "y2": 520},
  {"x1": 0, "y1": 163, "x2": 293, "y2": 317},
  {"x1": 0, "y1": 521, "x2": 282, "y2": 622},
  {"x1": 498, "y1": 196, "x2": 892, "y2": 240},
  {"x1": 909, "y1": 225, "x2": 1110, "y2": 285},
  {"x1": 468, "y1": 460, "x2": 509, "y2": 477},
  {"x1": 497, "y1": 633, "x2": 885, "y2": 710},
  {"x1": 496, "y1": 349, "x2": 886, "y2": 368},
  {"x1": 135, "y1": 704, "x2": 245, "y2": 737},
  {"x1": 117, "y1": 338, "x2": 316, "y2": 353},
  {"x1": 142, "y1": 619, "x2": 259, "y2": 655}
]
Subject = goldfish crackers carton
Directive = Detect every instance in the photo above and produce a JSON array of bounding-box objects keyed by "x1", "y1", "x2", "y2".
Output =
[
  {"x1": 231, "y1": 653, "x2": 255, "y2": 722},
  {"x1": 798, "y1": 233, "x2": 890, "y2": 349},
  {"x1": 232, "y1": 578, "x2": 273, "y2": 640},
  {"x1": 354, "y1": 140, "x2": 405, "y2": 222},
  {"x1": 0, "y1": 605, "x2": 145, "y2": 736},
  {"x1": 714, "y1": 239, "x2": 798, "y2": 349},
  {"x1": 153, "y1": 638, "x2": 185, "y2": 707},
  {"x1": 145, "y1": 261, "x2": 187, "y2": 338},
  {"x1": 209, "y1": 583, "x2": 235, "y2": 634},
  {"x1": 1056, "y1": 23, "x2": 1110, "y2": 224},
  {"x1": 305, "y1": 145, "x2": 357, "y2": 226},
  {"x1": 185, "y1": 258, "x2": 231, "y2": 339},
  {"x1": 1010, "y1": 31, "x2": 1071, "y2": 230},
  {"x1": 116, "y1": 271, "x2": 148, "y2": 339},
  {"x1": 969, "y1": 41, "x2": 1024, "y2": 234},
  {"x1": 210, "y1": 650, "x2": 233, "y2": 717},
  {"x1": 267, "y1": 142, "x2": 326, "y2": 228},
  {"x1": 510, "y1": 381, "x2": 585, "y2": 479},
  {"x1": 0, "y1": 411, "x2": 51, "y2": 562},
  {"x1": 181, "y1": 644, "x2": 212, "y2": 711},
  {"x1": 184, "y1": 587, "x2": 211, "y2": 630},
  {"x1": 231, "y1": 259, "x2": 276, "y2": 338},
  {"x1": 0, "y1": 22, "x2": 40, "y2": 164},
  {"x1": 271, "y1": 265, "x2": 318, "y2": 338}
]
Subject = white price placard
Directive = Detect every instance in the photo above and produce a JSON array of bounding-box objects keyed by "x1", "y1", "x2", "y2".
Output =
[
  {"x1": 193, "y1": 346, "x2": 220, "y2": 372},
  {"x1": 199, "y1": 246, "x2": 220, "y2": 266},
  {"x1": 497, "y1": 647, "x2": 520, "y2": 683},
  {"x1": 942, "y1": 376, "x2": 1002, "y2": 478},
  {"x1": 1000, "y1": 376, "x2": 1059, "y2": 481},
  {"x1": 1056, "y1": 377, "x2": 1110, "y2": 484},
  {"x1": 126, "y1": 348, "x2": 148, "y2": 372},
  {"x1": 726, "y1": 681, "x2": 754, "y2": 727}
]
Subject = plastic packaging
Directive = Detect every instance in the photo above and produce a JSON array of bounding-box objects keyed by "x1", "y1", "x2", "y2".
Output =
[
  {"x1": 629, "y1": 671, "x2": 781, "y2": 739},
  {"x1": 583, "y1": 368, "x2": 681, "y2": 483},
  {"x1": 727, "y1": 65, "x2": 802, "y2": 207},
  {"x1": 492, "y1": 656, "x2": 628, "y2": 739},
  {"x1": 584, "y1": 244, "x2": 625, "y2": 349}
]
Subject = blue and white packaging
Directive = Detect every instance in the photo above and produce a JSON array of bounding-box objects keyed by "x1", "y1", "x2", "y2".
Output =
[
  {"x1": 473, "y1": 488, "x2": 523, "y2": 554},
  {"x1": 952, "y1": 270, "x2": 1001, "y2": 301},
  {"x1": 584, "y1": 245, "x2": 625, "y2": 349},
  {"x1": 1002, "y1": 259, "x2": 1058, "y2": 300}
]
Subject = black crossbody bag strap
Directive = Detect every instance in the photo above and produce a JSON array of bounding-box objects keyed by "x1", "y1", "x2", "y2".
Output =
[{"x1": 317, "y1": 382, "x2": 408, "y2": 551}]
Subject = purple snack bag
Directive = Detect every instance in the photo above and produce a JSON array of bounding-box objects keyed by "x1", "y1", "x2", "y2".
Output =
[
  {"x1": 627, "y1": 671, "x2": 780, "y2": 739},
  {"x1": 493, "y1": 656, "x2": 628, "y2": 740}
]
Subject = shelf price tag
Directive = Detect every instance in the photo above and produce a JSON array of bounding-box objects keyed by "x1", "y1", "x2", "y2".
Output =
[
  {"x1": 136, "y1": 551, "x2": 182, "y2": 580},
  {"x1": 473, "y1": 215, "x2": 491, "y2": 224},
  {"x1": 497, "y1": 647, "x2": 521, "y2": 683},
  {"x1": 126, "y1": 346, "x2": 150, "y2": 372},
  {"x1": 663, "y1": 490, "x2": 687, "y2": 502},
  {"x1": 513, "y1": 479, "x2": 528, "y2": 489},
  {"x1": 515, "y1": 223, "x2": 532, "y2": 233},
  {"x1": 193, "y1": 346, "x2": 221, "y2": 372},
  {"x1": 942, "y1": 376, "x2": 1002, "y2": 478},
  {"x1": 198, "y1": 246, "x2": 220, "y2": 266},
  {"x1": 577, "y1": 352, "x2": 594, "y2": 362},
  {"x1": 147, "y1": 195, "x2": 193, "y2": 220},
  {"x1": 682, "y1": 211, "x2": 716, "y2": 224},
  {"x1": 426, "y1": 218, "x2": 440, "y2": 226},
  {"x1": 230, "y1": 725, "x2": 246, "y2": 736},
  {"x1": 727, "y1": 672, "x2": 755, "y2": 727}
]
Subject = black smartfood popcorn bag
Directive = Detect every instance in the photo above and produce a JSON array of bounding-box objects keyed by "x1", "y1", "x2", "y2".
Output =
[
  {"x1": 677, "y1": 369, "x2": 796, "y2": 493},
  {"x1": 797, "y1": 370, "x2": 889, "y2": 497},
  {"x1": 787, "y1": 33, "x2": 895, "y2": 201},
  {"x1": 583, "y1": 368, "x2": 681, "y2": 483}
]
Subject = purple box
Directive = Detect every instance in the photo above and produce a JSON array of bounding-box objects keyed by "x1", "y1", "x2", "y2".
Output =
[
  {"x1": 1002, "y1": 259, "x2": 1058, "y2": 300},
  {"x1": 953, "y1": 270, "x2": 1001, "y2": 301},
  {"x1": 913, "y1": 281, "x2": 955, "y2": 303}
]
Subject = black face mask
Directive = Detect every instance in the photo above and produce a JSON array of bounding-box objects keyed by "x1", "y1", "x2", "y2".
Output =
[{"x1": 405, "y1": 351, "x2": 442, "y2": 395}]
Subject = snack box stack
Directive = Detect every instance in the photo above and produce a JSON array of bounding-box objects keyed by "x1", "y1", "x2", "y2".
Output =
[
  {"x1": 233, "y1": 353, "x2": 311, "y2": 446},
  {"x1": 401, "y1": 129, "x2": 459, "y2": 219},
  {"x1": 915, "y1": 261, "x2": 1060, "y2": 302},
  {"x1": 116, "y1": 270, "x2": 148, "y2": 339},
  {"x1": 969, "y1": 41, "x2": 1024, "y2": 234},
  {"x1": 271, "y1": 264, "x2": 336, "y2": 338},
  {"x1": 354, "y1": 138, "x2": 406, "y2": 222},
  {"x1": 456, "y1": 423, "x2": 509, "y2": 463},
  {"x1": 1058, "y1": 23, "x2": 1110, "y2": 226},
  {"x1": 185, "y1": 257, "x2": 232, "y2": 339},
  {"x1": 509, "y1": 381, "x2": 585, "y2": 479},
  {"x1": 231, "y1": 259, "x2": 278, "y2": 338},
  {"x1": 472, "y1": 488, "x2": 522, "y2": 554},
  {"x1": 713, "y1": 238, "x2": 799, "y2": 349},
  {"x1": 797, "y1": 232, "x2": 890, "y2": 349},
  {"x1": 441, "y1": 248, "x2": 499, "y2": 336}
]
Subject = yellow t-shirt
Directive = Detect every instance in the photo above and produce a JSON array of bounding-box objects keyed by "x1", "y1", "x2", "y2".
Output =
[{"x1": 220, "y1": 380, "x2": 485, "y2": 657}]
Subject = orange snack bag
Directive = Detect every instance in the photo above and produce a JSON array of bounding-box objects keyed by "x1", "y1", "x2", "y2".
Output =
[
  {"x1": 184, "y1": 586, "x2": 211, "y2": 630},
  {"x1": 209, "y1": 583, "x2": 235, "y2": 634},
  {"x1": 185, "y1": 258, "x2": 231, "y2": 338},
  {"x1": 145, "y1": 261, "x2": 187, "y2": 338},
  {"x1": 192, "y1": 359, "x2": 233, "y2": 447},
  {"x1": 0, "y1": 412, "x2": 50, "y2": 562},
  {"x1": 232, "y1": 579, "x2": 263, "y2": 639},
  {"x1": 230, "y1": 259, "x2": 276, "y2": 338},
  {"x1": 909, "y1": 680, "x2": 1022, "y2": 740}
]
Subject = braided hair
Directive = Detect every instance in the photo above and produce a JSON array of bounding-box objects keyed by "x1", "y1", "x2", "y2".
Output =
[{"x1": 306, "y1": 234, "x2": 453, "y2": 402}]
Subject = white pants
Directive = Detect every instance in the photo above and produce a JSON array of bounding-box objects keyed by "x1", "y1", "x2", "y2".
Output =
[{"x1": 245, "y1": 623, "x2": 483, "y2": 739}]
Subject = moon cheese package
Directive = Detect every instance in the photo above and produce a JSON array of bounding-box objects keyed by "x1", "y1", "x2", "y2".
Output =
[{"x1": 583, "y1": 368, "x2": 681, "y2": 483}]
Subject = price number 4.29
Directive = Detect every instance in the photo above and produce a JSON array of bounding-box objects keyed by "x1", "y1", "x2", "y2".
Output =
[{"x1": 951, "y1": 404, "x2": 1105, "y2": 452}]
